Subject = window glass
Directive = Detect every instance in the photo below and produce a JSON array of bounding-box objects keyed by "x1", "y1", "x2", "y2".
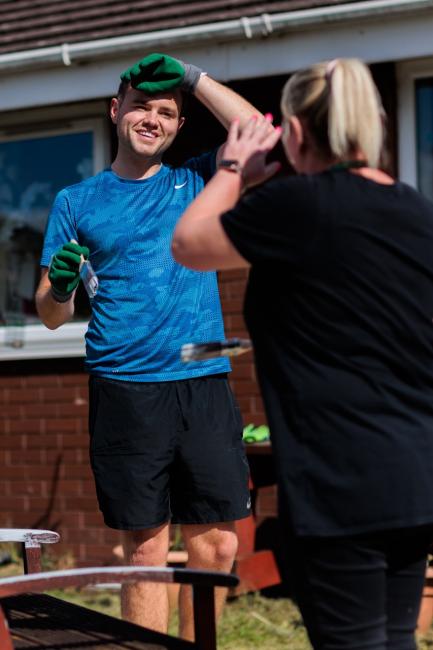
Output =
[
  {"x1": 0, "y1": 130, "x2": 93, "y2": 326},
  {"x1": 416, "y1": 78, "x2": 433, "y2": 201}
]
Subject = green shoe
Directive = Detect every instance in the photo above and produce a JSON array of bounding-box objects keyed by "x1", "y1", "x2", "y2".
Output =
[
  {"x1": 242, "y1": 423, "x2": 256, "y2": 440},
  {"x1": 243, "y1": 424, "x2": 270, "y2": 443}
]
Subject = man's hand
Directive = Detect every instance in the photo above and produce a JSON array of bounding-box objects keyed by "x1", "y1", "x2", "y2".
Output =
[
  {"x1": 121, "y1": 53, "x2": 205, "y2": 94},
  {"x1": 48, "y1": 241, "x2": 89, "y2": 303}
]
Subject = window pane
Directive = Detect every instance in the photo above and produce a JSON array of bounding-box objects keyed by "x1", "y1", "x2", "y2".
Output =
[
  {"x1": 416, "y1": 79, "x2": 433, "y2": 201},
  {"x1": 0, "y1": 130, "x2": 93, "y2": 326}
]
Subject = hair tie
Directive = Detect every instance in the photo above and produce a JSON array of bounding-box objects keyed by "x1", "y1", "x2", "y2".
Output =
[{"x1": 325, "y1": 59, "x2": 339, "y2": 84}]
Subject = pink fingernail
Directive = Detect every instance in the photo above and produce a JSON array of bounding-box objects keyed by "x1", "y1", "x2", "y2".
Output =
[{"x1": 265, "y1": 112, "x2": 273, "y2": 120}]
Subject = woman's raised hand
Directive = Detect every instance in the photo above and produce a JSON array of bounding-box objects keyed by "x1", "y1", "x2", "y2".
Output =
[{"x1": 222, "y1": 113, "x2": 282, "y2": 189}]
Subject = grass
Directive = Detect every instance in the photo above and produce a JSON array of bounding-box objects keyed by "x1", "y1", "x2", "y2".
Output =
[
  {"x1": 2, "y1": 547, "x2": 433, "y2": 649},
  {"x1": 42, "y1": 587, "x2": 433, "y2": 649}
]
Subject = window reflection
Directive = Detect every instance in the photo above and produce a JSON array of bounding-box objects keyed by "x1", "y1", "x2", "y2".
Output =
[
  {"x1": 416, "y1": 79, "x2": 433, "y2": 202},
  {"x1": 0, "y1": 131, "x2": 93, "y2": 325}
]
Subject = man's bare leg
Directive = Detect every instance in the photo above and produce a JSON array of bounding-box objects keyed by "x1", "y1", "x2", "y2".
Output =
[
  {"x1": 121, "y1": 523, "x2": 170, "y2": 633},
  {"x1": 179, "y1": 522, "x2": 238, "y2": 641}
]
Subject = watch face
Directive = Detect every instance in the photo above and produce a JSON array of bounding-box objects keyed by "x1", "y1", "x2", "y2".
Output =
[{"x1": 219, "y1": 159, "x2": 241, "y2": 172}]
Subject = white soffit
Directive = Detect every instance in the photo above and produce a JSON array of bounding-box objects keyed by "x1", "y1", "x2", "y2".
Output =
[{"x1": 1, "y1": 2, "x2": 433, "y2": 110}]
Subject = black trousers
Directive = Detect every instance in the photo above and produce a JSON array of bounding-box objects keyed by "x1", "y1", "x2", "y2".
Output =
[{"x1": 285, "y1": 525, "x2": 433, "y2": 650}]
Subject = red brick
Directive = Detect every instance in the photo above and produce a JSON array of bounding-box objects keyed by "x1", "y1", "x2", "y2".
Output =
[
  {"x1": 79, "y1": 480, "x2": 96, "y2": 496},
  {"x1": 25, "y1": 375, "x2": 60, "y2": 387},
  {"x1": 45, "y1": 449, "x2": 82, "y2": 464},
  {"x1": 0, "y1": 466, "x2": 29, "y2": 479},
  {"x1": 26, "y1": 465, "x2": 60, "y2": 479},
  {"x1": 233, "y1": 381, "x2": 261, "y2": 396},
  {"x1": 225, "y1": 314, "x2": 247, "y2": 331},
  {"x1": 0, "y1": 450, "x2": 9, "y2": 465},
  {"x1": 220, "y1": 298, "x2": 244, "y2": 314},
  {"x1": 66, "y1": 527, "x2": 105, "y2": 544},
  {"x1": 1, "y1": 513, "x2": 30, "y2": 527},
  {"x1": 22, "y1": 403, "x2": 58, "y2": 418},
  {"x1": 59, "y1": 434, "x2": 90, "y2": 449},
  {"x1": 9, "y1": 419, "x2": 43, "y2": 434},
  {"x1": 61, "y1": 374, "x2": 88, "y2": 387},
  {"x1": 83, "y1": 544, "x2": 116, "y2": 563},
  {"x1": 63, "y1": 497, "x2": 99, "y2": 511},
  {"x1": 26, "y1": 497, "x2": 56, "y2": 511},
  {"x1": 9, "y1": 388, "x2": 42, "y2": 404},
  {"x1": 40, "y1": 388, "x2": 76, "y2": 403},
  {"x1": 0, "y1": 377, "x2": 23, "y2": 388},
  {"x1": 59, "y1": 404, "x2": 88, "y2": 418},
  {"x1": 9, "y1": 450, "x2": 43, "y2": 464},
  {"x1": 226, "y1": 281, "x2": 248, "y2": 299},
  {"x1": 45, "y1": 419, "x2": 79, "y2": 434},
  {"x1": 0, "y1": 434, "x2": 26, "y2": 450},
  {"x1": 26, "y1": 434, "x2": 60, "y2": 449},
  {"x1": 51, "y1": 511, "x2": 83, "y2": 529},
  {"x1": 21, "y1": 481, "x2": 47, "y2": 497},
  {"x1": 0, "y1": 481, "x2": 11, "y2": 496},
  {"x1": 1, "y1": 497, "x2": 28, "y2": 511},
  {"x1": 231, "y1": 364, "x2": 255, "y2": 380},
  {"x1": 83, "y1": 512, "x2": 105, "y2": 527},
  {"x1": 76, "y1": 386, "x2": 88, "y2": 401},
  {"x1": 56, "y1": 480, "x2": 82, "y2": 495},
  {"x1": 0, "y1": 404, "x2": 23, "y2": 419},
  {"x1": 218, "y1": 269, "x2": 248, "y2": 281}
]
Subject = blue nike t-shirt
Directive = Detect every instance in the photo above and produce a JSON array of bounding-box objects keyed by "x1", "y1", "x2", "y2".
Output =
[{"x1": 41, "y1": 150, "x2": 230, "y2": 381}]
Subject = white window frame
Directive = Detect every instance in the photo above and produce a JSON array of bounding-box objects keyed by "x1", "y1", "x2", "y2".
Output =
[
  {"x1": 397, "y1": 57, "x2": 433, "y2": 189},
  {"x1": 0, "y1": 112, "x2": 110, "y2": 360}
]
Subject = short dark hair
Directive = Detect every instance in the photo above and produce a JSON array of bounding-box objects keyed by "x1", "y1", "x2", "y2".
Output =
[{"x1": 115, "y1": 80, "x2": 188, "y2": 117}]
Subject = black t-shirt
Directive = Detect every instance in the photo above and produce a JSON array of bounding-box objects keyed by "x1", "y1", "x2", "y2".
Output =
[{"x1": 222, "y1": 170, "x2": 433, "y2": 536}]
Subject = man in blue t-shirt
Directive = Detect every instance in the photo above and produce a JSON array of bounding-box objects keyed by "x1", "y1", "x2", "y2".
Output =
[{"x1": 36, "y1": 53, "x2": 266, "y2": 639}]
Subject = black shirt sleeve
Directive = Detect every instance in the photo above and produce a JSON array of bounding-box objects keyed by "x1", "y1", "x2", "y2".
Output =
[{"x1": 221, "y1": 175, "x2": 318, "y2": 267}]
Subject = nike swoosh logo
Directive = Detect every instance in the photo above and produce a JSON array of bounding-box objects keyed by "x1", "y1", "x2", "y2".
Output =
[{"x1": 174, "y1": 181, "x2": 188, "y2": 189}]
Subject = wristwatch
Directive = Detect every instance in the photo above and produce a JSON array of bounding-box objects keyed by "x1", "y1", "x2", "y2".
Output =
[{"x1": 217, "y1": 159, "x2": 243, "y2": 175}]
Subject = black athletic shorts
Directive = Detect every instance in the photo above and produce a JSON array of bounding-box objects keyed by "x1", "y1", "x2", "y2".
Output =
[{"x1": 88, "y1": 374, "x2": 251, "y2": 530}]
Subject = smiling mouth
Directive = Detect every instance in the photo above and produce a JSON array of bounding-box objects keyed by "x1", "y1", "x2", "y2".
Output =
[{"x1": 136, "y1": 130, "x2": 158, "y2": 140}]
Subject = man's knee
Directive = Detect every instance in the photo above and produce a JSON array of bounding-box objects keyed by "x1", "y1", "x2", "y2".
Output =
[
  {"x1": 212, "y1": 528, "x2": 238, "y2": 565},
  {"x1": 183, "y1": 524, "x2": 239, "y2": 567},
  {"x1": 122, "y1": 525, "x2": 169, "y2": 565}
]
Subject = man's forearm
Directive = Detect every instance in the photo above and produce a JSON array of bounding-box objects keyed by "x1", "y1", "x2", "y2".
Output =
[
  {"x1": 194, "y1": 75, "x2": 262, "y2": 131},
  {"x1": 35, "y1": 272, "x2": 75, "y2": 330}
]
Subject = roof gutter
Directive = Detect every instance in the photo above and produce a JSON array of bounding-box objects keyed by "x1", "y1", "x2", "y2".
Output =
[{"x1": 1, "y1": 0, "x2": 433, "y2": 72}]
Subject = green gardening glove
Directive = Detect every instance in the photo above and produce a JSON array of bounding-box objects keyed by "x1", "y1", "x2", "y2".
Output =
[
  {"x1": 48, "y1": 241, "x2": 89, "y2": 303},
  {"x1": 121, "y1": 52, "x2": 204, "y2": 94}
]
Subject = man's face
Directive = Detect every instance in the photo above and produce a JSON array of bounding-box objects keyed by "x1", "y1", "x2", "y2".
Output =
[{"x1": 110, "y1": 86, "x2": 185, "y2": 161}]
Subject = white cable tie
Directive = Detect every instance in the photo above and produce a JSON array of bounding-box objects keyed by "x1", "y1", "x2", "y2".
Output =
[
  {"x1": 61, "y1": 43, "x2": 71, "y2": 66},
  {"x1": 240, "y1": 16, "x2": 253, "y2": 39},
  {"x1": 261, "y1": 13, "x2": 273, "y2": 35}
]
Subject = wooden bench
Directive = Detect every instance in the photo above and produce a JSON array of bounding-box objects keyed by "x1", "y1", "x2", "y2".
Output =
[
  {"x1": 0, "y1": 528, "x2": 60, "y2": 573},
  {"x1": 418, "y1": 565, "x2": 433, "y2": 635},
  {"x1": 0, "y1": 565, "x2": 238, "y2": 649}
]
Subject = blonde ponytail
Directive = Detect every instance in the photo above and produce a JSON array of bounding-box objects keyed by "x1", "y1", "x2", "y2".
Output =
[{"x1": 281, "y1": 58, "x2": 384, "y2": 167}]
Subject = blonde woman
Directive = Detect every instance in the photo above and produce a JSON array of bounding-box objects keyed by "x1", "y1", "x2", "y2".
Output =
[{"x1": 172, "y1": 58, "x2": 433, "y2": 649}]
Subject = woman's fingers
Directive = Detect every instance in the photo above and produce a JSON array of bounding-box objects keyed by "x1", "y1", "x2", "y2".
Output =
[
  {"x1": 240, "y1": 114, "x2": 259, "y2": 140},
  {"x1": 226, "y1": 118, "x2": 240, "y2": 146}
]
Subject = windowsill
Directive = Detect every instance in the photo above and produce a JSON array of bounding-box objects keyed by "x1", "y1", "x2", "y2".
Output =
[{"x1": 0, "y1": 321, "x2": 87, "y2": 360}]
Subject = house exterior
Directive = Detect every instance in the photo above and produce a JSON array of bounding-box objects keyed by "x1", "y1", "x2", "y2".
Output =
[{"x1": 1, "y1": 0, "x2": 433, "y2": 565}]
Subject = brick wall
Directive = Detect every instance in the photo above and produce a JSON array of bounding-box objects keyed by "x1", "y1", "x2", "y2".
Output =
[
  {"x1": 0, "y1": 357, "x2": 122, "y2": 566},
  {"x1": 218, "y1": 269, "x2": 266, "y2": 427},
  {"x1": 0, "y1": 270, "x2": 271, "y2": 567}
]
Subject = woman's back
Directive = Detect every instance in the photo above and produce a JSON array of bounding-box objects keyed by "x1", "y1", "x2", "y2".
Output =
[{"x1": 224, "y1": 170, "x2": 433, "y2": 534}]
